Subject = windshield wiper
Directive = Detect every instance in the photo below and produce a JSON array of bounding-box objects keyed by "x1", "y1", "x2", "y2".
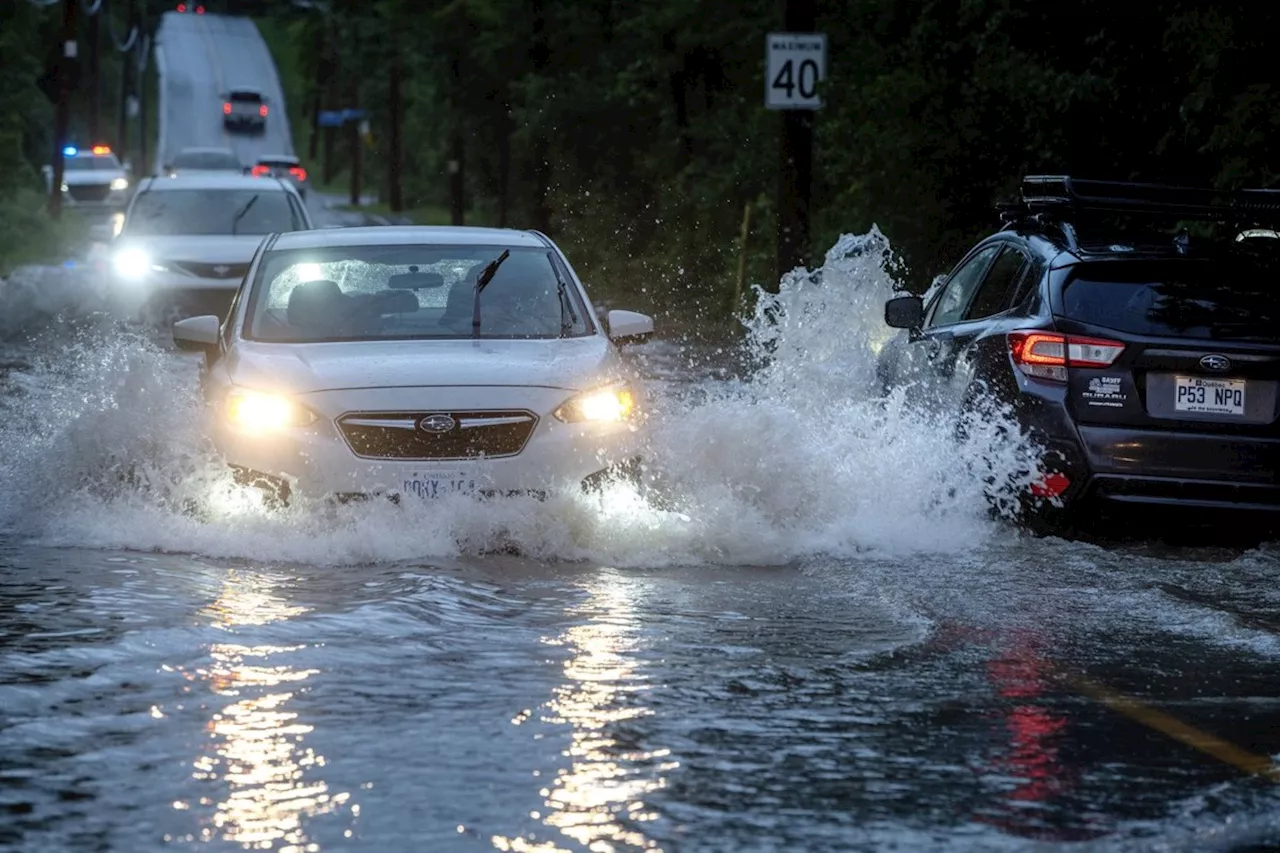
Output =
[
  {"x1": 548, "y1": 251, "x2": 579, "y2": 337},
  {"x1": 230, "y1": 194, "x2": 260, "y2": 235},
  {"x1": 472, "y1": 249, "x2": 510, "y2": 338}
]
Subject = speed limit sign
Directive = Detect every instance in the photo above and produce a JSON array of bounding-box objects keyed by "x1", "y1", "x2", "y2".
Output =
[{"x1": 765, "y1": 33, "x2": 826, "y2": 110}]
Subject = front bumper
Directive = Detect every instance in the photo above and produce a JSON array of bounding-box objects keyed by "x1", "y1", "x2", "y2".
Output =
[{"x1": 210, "y1": 385, "x2": 647, "y2": 499}]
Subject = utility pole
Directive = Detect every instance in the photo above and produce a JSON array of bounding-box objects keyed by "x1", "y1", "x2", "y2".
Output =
[
  {"x1": 137, "y1": 2, "x2": 149, "y2": 174},
  {"x1": 774, "y1": 0, "x2": 819, "y2": 284},
  {"x1": 87, "y1": 4, "x2": 101, "y2": 141},
  {"x1": 48, "y1": 0, "x2": 80, "y2": 219},
  {"x1": 117, "y1": 0, "x2": 135, "y2": 154}
]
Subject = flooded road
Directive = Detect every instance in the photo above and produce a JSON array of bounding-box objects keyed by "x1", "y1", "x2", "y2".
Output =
[{"x1": 3, "y1": 236, "x2": 1280, "y2": 852}]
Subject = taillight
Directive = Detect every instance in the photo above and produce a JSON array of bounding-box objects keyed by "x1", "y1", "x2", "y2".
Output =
[
  {"x1": 250, "y1": 165, "x2": 269, "y2": 177},
  {"x1": 289, "y1": 166, "x2": 307, "y2": 181},
  {"x1": 196, "y1": 4, "x2": 205, "y2": 12},
  {"x1": 1008, "y1": 330, "x2": 1125, "y2": 381},
  {"x1": 177, "y1": 2, "x2": 186, "y2": 10},
  {"x1": 260, "y1": 105, "x2": 269, "y2": 117},
  {"x1": 223, "y1": 102, "x2": 231, "y2": 114}
]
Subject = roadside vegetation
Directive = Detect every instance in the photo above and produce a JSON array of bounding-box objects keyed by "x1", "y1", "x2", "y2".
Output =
[{"x1": 4, "y1": 1, "x2": 1275, "y2": 313}]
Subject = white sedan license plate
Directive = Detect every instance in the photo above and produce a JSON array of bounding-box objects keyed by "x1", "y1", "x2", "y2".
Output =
[
  {"x1": 1174, "y1": 375, "x2": 1245, "y2": 415},
  {"x1": 402, "y1": 476, "x2": 477, "y2": 500}
]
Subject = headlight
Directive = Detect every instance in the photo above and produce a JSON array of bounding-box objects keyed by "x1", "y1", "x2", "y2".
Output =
[
  {"x1": 554, "y1": 384, "x2": 637, "y2": 423},
  {"x1": 60, "y1": 182, "x2": 69, "y2": 192},
  {"x1": 224, "y1": 391, "x2": 317, "y2": 432},
  {"x1": 112, "y1": 248, "x2": 152, "y2": 278},
  {"x1": 110, "y1": 177, "x2": 129, "y2": 191}
]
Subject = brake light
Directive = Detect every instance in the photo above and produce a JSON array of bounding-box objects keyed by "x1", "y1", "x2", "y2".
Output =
[
  {"x1": 1008, "y1": 331, "x2": 1125, "y2": 381},
  {"x1": 289, "y1": 166, "x2": 307, "y2": 181},
  {"x1": 223, "y1": 102, "x2": 231, "y2": 114},
  {"x1": 250, "y1": 165, "x2": 270, "y2": 177},
  {"x1": 177, "y1": 3, "x2": 186, "y2": 10},
  {"x1": 1030, "y1": 472, "x2": 1071, "y2": 498},
  {"x1": 196, "y1": 4, "x2": 205, "y2": 11},
  {"x1": 260, "y1": 105, "x2": 269, "y2": 117}
]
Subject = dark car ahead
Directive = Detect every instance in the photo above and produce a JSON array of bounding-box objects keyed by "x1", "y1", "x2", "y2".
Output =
[
  {"x1": 878, "y1": 175, "x2": 1280, "y2": 531},
  {"x1": 222, "y1": 88, "x2": 267, "y2": 133}
]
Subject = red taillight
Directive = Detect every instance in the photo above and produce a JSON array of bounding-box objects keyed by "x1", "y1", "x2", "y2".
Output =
[
  {"x1": 260, "y1": 105, "x2": 269, "y2": 117},
  {"x1": 1008, "y1": 330, "x2": 1125, "y2": 381},
  {"x1": 1030, "y1": 472, "x2": 1071, "y2": 498},
  {"x1": 196, "y1": 4, "x2": 205, "y2": 12},
  {"x1": 177, "y1": 3, "x2": 186, "y2": 11},
  {"x1": 250, "y1": 165, "x2": 270, "y2": 177},
  {"x1": 223, "y1": 102, "x2": 231, "y2": 114},
  {"x1": 289, "y1": 166, "x2": 307, "y2": 181}
]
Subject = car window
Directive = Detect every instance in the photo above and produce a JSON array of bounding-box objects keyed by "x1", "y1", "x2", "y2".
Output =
[
  {"x1": 1062, "y1": 258, "x2": 1280, "y2": 342},
  {"x1": 121, "y1": 188, "x2": 305, "y2": 236},
  {"x1": 927, "y1": 245, "x2": 1000, "y2": 328},
  {"x1": 229, "y1": 91, "x2": 262, "y2": 102},
  {"x1": 63, "y1": 155, "x2": 120, "y2": 171},
  {"x1": 964, "y1": 245, "x2": 1028, "y2": 321},
  {"x1": 243, "y1": 244, "x2": 592, "y2": 342}
]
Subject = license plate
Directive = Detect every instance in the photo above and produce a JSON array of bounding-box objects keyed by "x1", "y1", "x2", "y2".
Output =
[
  {"x1": 401, "y1": 476, "x2": 477, "y2": 499},
  {"x1": 1174, "y1": 375, "x2": 1246, "y2": 415}
]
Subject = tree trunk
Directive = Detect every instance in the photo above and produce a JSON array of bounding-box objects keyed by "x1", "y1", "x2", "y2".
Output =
[
  {"x1": 87, "y1": 7, "x2": 100, "y2": 141},
  {"x1": 387, "y1": 45, "x2": 404, "y2": 211},
  {"x1": 496, "y1": 104, "x2": 511, "y2": 228},
  {"x1": 529, "y1": 0, "x2": 551, "y2": 233},
  {"x1": 449, "y1": 53, "x2": 465, "y2": 224}
]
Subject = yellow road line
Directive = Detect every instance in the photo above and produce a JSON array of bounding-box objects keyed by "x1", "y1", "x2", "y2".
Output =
[{"x1": 1067, "y1": 674, "x2": 1280, "y2": 782}]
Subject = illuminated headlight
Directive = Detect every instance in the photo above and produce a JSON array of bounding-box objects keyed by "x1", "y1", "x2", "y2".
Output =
[
  {"x1": 224, "y1": 391, "x2": 317, "y2": 432},
  {"x1": 60, "y1": 182, "x2": 69, "y2": 192},
  {"x1": 554, "y1": 384, "x2": 637, "y2": 423},
  {"x1": 112, "y1": 248, "x2": 153, "y2": 278},
  {"x1": 110, "y1": 177, "x2": 129, "y2": 191}
]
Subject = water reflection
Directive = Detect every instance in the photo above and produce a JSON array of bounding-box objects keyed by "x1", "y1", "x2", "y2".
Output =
[
  {"x1": 178, "y1": 570, "x2": 353, "y2": 850},
  {"x1": 493, "y1": 576, "x2": 676, "y2": 852}
]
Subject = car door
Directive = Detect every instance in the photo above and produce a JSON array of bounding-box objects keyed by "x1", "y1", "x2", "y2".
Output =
[{"x1": 943, "y1": 243, "x2": 1035, "y2": 393}]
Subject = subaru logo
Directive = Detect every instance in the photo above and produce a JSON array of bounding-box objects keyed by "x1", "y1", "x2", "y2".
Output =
[
  {"x1": 418, "y1": 414, "x2": 456, "y2": 433},
  {"x1": 212, "y1": 265, "x2": 230, "y2": 275},
  {"x1": 1200, "y1": 354, "x2": 1231, "y2": 372}
]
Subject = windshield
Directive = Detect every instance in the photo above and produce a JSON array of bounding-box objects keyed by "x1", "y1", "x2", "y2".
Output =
[
  {"x1": 173, "y1": 150, "x2": 241, "y2": 170},
  {"x1": 1062, "y1": 258, "x2": 1280, "y2": 342},
  {"x1": 63, "y1": 155, "x2": 119, "y2": 171},
  {"x1": 244, "y1": 244, "x2": 593, "y2": 342},
  {"x1": 229, "y1": 91, "x2": 262, "y2": 102},
  {"x1": 122, "y1": 189, "x2": 304, "y2": 236}
]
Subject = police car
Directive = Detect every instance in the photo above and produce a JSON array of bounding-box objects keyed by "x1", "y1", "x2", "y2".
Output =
[{"x1": 43, "y1": 145, "x2": 132, "y2": 214}]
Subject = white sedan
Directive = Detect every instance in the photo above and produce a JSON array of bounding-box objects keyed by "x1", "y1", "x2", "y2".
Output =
[{"x1": 172, "y1": 226, "x2": 656, "y2": 504}]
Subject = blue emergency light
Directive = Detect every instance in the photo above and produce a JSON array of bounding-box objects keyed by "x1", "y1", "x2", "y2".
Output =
[{"x1": 63, "y1": 146, "x2": 78, "y2": 157}]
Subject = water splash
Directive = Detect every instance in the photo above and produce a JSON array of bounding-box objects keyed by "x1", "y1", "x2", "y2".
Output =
[{"x1": 0, "y1": 232, "x2": 1042, "y2": 566}]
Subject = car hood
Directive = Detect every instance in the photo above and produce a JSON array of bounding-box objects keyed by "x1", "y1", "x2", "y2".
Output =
[
  {"x1": 225, "y1": 336, "x2": 627, "y2": 395},
  {"x1": 114, "y1": 234, "x2": 266, "y2": 263}
]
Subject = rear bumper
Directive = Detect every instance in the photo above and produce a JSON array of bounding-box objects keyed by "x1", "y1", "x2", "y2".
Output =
[
  {"x1": 224, "y1": 115, "x2": 264, "y2": 130},
  {"x1": 1035, "y1": 420, "x2": 1280, "y2": 515}
]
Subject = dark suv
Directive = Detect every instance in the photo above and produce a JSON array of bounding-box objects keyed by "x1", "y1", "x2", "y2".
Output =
[{"x1": 878, "y1": 175, "x2": 1280, "y2": 530}]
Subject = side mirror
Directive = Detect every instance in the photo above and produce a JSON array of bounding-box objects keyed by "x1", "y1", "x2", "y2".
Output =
[
  {"x1": 607, "y1": 309, "x2": 654, "y2": 345},
  {"x1": 884, "y1": 295, "x2": 924, "y2": 329},
  {"x1": 173, "y1": 314, "x2": 220, "y2": 352}
]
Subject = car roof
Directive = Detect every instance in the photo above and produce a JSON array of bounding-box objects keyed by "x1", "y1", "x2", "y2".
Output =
[
  {"x1": 269, "y1": 226, "x2": 551, "y2": 250},
  {"x1": 177, "y1": 146, "x2": 237, "y2": 155},
  {"x1": 143, "y1": 173, "x2": 290, "y2": 192},
  {"x1": 256, "y1": 154, "x2": 299, "y2": 163}
]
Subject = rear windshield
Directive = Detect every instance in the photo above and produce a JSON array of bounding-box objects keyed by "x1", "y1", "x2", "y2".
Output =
[
  {"x1": 229, "y1": 91, "x2": 262, "y2": 102},
  {"x1": 1061, "y1": 259, "x2": 1280, "y2": 342},
  {"x1": 173, "y1": 150, "x2": 241, "y2": 170}
]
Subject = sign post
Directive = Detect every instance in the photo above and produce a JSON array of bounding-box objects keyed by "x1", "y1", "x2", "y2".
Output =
[{"x1": 766, "y1": 25, "x2": 826, "y2": 285}]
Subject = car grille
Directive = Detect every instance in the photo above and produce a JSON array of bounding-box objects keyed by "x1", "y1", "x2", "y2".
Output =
[
  {"x1": 170, "y1": 261, "x2": 250, "y2": 279},
  {"x1": 67, "y1": 184, "x2": 111, "y2": 202},
  {"x1": 337, "y1": 411, "x2": 538, "y2": 460}
]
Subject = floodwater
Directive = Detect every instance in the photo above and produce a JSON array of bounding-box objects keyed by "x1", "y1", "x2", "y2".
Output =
[{"x1": 3, "y1": 233, "x2": 1280, "y2": 852}]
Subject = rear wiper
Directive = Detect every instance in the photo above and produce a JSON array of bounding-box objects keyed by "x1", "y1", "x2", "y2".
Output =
[
  {"x1": 472, "y1": 249, "x2": 510, "y2": 338},
  {"x1": 548, "y1": 251, "x2": 578, "y2": 337},
  {"x1": 230, "y1": 194, "x2": 260, "y2": 235}
]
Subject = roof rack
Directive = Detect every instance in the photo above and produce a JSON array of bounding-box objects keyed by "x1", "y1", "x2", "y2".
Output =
[{"x1": 1011, "y1": 175, "x2": 1280, "y2": 227}]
